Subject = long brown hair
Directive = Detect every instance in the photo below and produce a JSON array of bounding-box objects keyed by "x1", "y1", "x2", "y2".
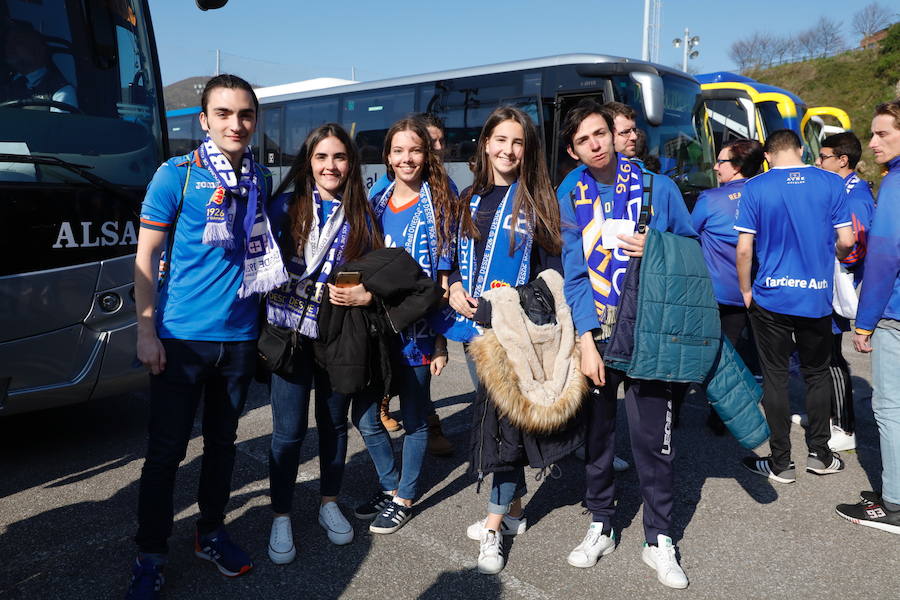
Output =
[
  {"x1": 464, "y1": 106, "x2": 561, "y2": 255},
  {"x1": 274, "y1": 123, "x2": 381, "y2": 262},
  {"x1": 382, "y1": 117, "x2": 465, "y2": 254}
]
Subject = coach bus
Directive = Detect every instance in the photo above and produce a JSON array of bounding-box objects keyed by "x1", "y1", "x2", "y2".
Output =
[
  {"x1": 168, "y1": 54, "x2": 716, "y2": 202},
  {"x1": 0, "y1": 0, "x2": 226, "y2": 416},
  {"x1": 698, "y1": 72, "x2": 851, "y2": 164}
]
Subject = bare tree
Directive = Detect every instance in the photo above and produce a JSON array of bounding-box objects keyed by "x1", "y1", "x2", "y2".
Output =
[
  {"x1": 729, "y1": 38, "x2": 756, "y2": 71},
  {"x1": 813, "y1": 16, "x2": 846, "y2": 56},
  {"x1": 752, "y1": 32, "x2": 776, "y2": 67},
  {"x1": 796, "y1": 29, "x2": 818, "y2": 59},
  {"x1": 852, "y1": 2, "x2": 893, "y2": 40},
  {"x1": 771, "y1": 36, "x2": 792, "y2": 64}
]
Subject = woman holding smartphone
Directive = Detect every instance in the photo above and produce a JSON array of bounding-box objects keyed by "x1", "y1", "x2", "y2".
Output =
[
  {"x1": 263, "y1": 123, "x2": 382, "y2": 563},
  {"x1": 446, "y1": 106, "x2": 564, "y2": 574},
  {"x1": 351, "y1": 117, "x2": 461, "y2": 534}
]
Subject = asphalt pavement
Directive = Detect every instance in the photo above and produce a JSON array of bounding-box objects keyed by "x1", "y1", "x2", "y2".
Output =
[{"x1": 0, "y1": 340, "x2": 897, "y2": 600}]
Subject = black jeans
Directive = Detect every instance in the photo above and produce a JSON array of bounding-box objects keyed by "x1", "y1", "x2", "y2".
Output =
[
  {"x1": 748, "y1": 302, "x2": 832, "y2": 471},
  {"x1": 585, "y1": 360, "x2": 675, "y2": 542},
  {"x1": 135, "y1": 339, "x2": 256, "y2": 554}
]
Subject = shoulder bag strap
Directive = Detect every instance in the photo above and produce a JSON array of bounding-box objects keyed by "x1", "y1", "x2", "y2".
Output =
[{"x1": 157, "y1": 162, "x2": 191, "y2": 291}]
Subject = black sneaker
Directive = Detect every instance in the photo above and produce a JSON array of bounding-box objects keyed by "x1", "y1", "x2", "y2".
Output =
[
  {"x1": 805, "y1": 452, "x2": 844, "y2": 475},
  {"x1": 125, "y1": 557, "x2": 164, "y2": 600},
  {"x1": 354, "y1": 491, "x2": 394, "y2": 520},
  {"x1": 369, "y1": 501, "x2": 412, "y2": 534},
  {"x1": 741, "y1": 456, "x2": 796, "y2": 484},
  {"x1": 836, "y1": 499, "x2": 900, "y2": 535}
]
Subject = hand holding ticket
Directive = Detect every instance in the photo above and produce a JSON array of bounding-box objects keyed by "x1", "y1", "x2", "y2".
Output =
[{"x1": 601, "y1": 219, "x2": 636, "y2": 250}]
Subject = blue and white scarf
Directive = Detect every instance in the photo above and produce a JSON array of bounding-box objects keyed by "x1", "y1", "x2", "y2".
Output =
[
  {"x1": 444, "y1": 183, "x2": 532, "y2": 343},
  {"x1": 573, "y1": 156, "x2": 643, "y2": 333},
  {"x1": 197, "y1": 136, "x2": 287, "y2": 297},
  {"x1": 266, "y1": 188, "x2": 349, "y2": 338},
  {"x1": 372, "y1": 180, "x2": 444, "y2": 278}
]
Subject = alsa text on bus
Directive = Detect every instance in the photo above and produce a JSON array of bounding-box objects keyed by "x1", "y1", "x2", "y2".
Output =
[{"x1": 52, "y1": 221, "x2": 138, "y2": 248}]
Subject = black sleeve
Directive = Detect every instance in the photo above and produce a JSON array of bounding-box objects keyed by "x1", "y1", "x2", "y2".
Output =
[{"x1": 448, "y1": 269, "x2": 462, "y2": 287}]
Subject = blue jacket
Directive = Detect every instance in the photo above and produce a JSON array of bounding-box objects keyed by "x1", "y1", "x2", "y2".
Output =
[
  {"x1": 604, "y1": 228, "x2": 768, "y2": 449},
  {"x1": 557, "y1": 164, "x2": 696, "y2": 336},
  {"x1": 855, "y1": 157, "x2": 900, "y2": 334}
]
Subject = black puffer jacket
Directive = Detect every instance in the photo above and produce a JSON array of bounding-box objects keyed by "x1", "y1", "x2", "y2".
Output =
[
  {"x1": 315, "y1": 248, "x2": 443, "y2": 395},
  {"x1": 468, "y1": 273, "x2": 586, "y2": 482}
]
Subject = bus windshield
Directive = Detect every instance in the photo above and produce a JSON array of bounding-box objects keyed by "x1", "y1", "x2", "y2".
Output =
[
  {"x1": 612, "y1": 73, "x2": 715, "y2": 197},
  {"x1": 0, "y1": 0, "x2": 163, "y2": 187}
]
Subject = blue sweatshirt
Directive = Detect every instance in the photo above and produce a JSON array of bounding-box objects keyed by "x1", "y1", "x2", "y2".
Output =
[
  {"x1": 557, "y1": 164, "x2": 697, "y2": 336},
  {"x1": 855, "y1": 156, "x2": 900, "y2": 334},
  {"x1": 692, "y1": 179, "x2": 747, "y2": 307}
]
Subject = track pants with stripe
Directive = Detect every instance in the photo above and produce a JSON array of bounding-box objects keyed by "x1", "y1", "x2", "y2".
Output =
[
  {"x1": 830, "y1": 333, "x2": 855, "y2": 433},
  {"x1": 585, "y1": 366, "x2": 674, "y2": 542}
]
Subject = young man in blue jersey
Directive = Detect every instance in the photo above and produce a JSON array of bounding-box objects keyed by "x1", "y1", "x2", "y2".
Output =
[
  {"x1": 835, "y1": 100, "x2": 900, "y2": 535},
  {"x1": 557, "y1": 100, "x2": 695, "y2": 589},
  {"x1": 815, "y1": 132, "x2": 875, "y2": 452},
  {"x1": 735, "y1": 129, "x2": 855, "y2": 485},
  {"x1": 127, "y1": 75, "x2": 283, "y2": 599}
]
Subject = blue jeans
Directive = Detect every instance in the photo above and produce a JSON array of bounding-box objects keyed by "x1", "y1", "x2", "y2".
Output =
[
  {"x1": 357, "y1": 364, "x2": 431, "y2": 500},
  {"x1": 872, "y1": 326, "x2": 900, "y2": 505},
  {"x1": 488, "y1": 467, "x2": 527, "y2": 515},
  {"x1": 269, "y1": 346, "x2": 382, "y2": 513},
  {"x1": 135, "y1": 339, "x2": 256, "y2": 554}
]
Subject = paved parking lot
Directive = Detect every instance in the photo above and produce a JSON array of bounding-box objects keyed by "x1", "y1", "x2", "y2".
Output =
[{"x1": 0, "y1": 340, "x2": 896, "y2": 599}]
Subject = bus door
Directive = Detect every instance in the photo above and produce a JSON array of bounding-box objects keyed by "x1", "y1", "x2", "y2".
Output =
[
  {"x1": 260, "y1": 105, "x2": 284, "y2": 185},
  {"x1": 551, "y1": 91, "x2": 610, "y2": 186},
  {"x1": 700, "y1": 89, "x2": 757, "y2": 157}
]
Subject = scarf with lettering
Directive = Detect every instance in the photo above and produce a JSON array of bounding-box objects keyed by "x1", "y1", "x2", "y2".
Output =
[
  {"x1": 266, "y1": 188, "x2": 349, "y2": 338},
  {"x1": 572, "y1": 156, "x2": 643, "y2": 335},
  {"x1": 444, "y1": 183, "x2": 532, "y2": 343},
  {"x1": 197, "y1": 136, "x2": 287, "y2": 297}
]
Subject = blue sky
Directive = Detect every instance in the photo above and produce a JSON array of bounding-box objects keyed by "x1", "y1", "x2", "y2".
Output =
[{"x1": 150, "y1": 0, "x2": 900, "y2": 86}]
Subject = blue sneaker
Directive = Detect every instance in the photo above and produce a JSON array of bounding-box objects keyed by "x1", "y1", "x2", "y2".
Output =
[
  {"x1": 125, "y1": 557, "x2": 164, "y2": 600},
  {"x1": 194, "y1": 527, "x2": 253, "y2": 577}
]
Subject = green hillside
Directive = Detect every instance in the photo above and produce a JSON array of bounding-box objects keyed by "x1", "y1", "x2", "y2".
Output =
[{"x1": 749, "y1": 23, "x2": 900, "y2": 185}]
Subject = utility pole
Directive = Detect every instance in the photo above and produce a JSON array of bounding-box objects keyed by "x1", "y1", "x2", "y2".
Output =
[
  {"x1": 642, "y1": 0, "x2": 662, "y2": 62},
  {"x1": 215, "y1": 49, "x2": 220, "y2": 76},
  {"x1": 672, "y1": 28, "x2": 699, "y2": 72}
]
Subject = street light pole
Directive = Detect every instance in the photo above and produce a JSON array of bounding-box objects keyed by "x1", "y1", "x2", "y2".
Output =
[
  {"x1": 642, "y1": 0, "x2": 650, "y2": 61},
  {"x1": 672, "y1": 28, "x2": 700, "y2": 72}
]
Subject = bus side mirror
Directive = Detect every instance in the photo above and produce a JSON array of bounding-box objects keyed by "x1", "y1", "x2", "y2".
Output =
[
  {"x1": 196, "y1": 0, "x2": 228, "y2": 10},
  {"x1": 630, "y1": 71, "x2": 664, "y2": 126}
]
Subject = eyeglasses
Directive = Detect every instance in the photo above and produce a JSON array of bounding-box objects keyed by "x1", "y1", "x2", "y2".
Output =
[
  {"x1": 715, "y1": 158, "x2": 734, "y2": 165},
  {"x1": 616, "y1": 128, "x2": 637, "y2": 138},
  {"x1": 818, "y1": 153, "x2": 837, "y2": 161}
]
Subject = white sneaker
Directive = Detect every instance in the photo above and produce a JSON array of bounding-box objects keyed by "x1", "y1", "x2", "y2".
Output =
[
  {"x1": 318, "y1": 502, "x2": 354, "y2": 545},
  {"x1": 477, "y1": 529, "x2": 504, "y2": 574},
  {"x1": 268, "y1": 515, "x2": 296, "y2": 564},
  {"x1": 566, "y1": 522, "x2": 615, "y2": 568},
  {"x1": 829, "y1": 426, "x2": 856, "y2": 452},
  {"x1": 791, "y1": 413, "x2": 808, "y2": 427},
  {"x1": 466, "y1": 514, "x2": 527, "y2": 540},
  {"x1": 642, "y1": 535, "x2": 688, "y2": 589}
]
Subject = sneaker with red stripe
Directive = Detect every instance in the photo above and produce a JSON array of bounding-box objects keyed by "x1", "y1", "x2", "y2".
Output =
[{"x1": 194, "y1": 526, "x2": 253, "y2": 577}]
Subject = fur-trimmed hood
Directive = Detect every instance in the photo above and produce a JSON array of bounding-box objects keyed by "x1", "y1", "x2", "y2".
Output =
[{"x1": 469, "y1": 269, "x2": 586, "y2": 434}]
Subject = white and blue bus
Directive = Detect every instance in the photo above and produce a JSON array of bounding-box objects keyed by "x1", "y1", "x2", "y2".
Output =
[
  {"x1": 168, "y1": 54, "x2": 716, "y2": 200},
  {"x1": 0, "y1": 0, "x2": 225, "y2": 416}
]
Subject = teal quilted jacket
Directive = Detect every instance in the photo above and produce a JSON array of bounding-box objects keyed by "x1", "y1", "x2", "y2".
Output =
[{"x1": 605, "y1": 229, "x2": 769, "y2": 449}]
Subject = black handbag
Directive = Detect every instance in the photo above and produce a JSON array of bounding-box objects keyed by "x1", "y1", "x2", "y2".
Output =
[{"x1": 257, "y1": 321, "x2": 299, "y2": 377}]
